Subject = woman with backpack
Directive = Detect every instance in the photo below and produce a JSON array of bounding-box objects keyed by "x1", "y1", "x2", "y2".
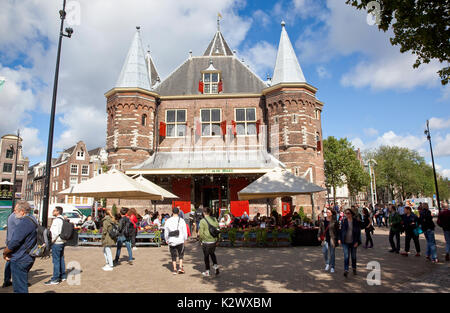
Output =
[
  {"x1": 101, "y1": 208, "x2": 117, "y2": 271},
  {"x1": 318, "y1": 209, "x2": 339, "y2": 273},
  {"x1": 199, "y1": 207, "x2": 220, "y2": 277},
  {"x1": 362, "y1": 208, "x2": 374, "y2": 249}
]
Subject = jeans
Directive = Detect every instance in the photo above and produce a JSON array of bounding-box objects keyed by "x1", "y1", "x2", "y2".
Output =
[
  {"x1": 389, "y1": 230, "x2": 401, "y2": 252},
  {"x1": 51, "y1": 244, "x2": 66, "y2": 282},
  {"x1": 444, "y1": 230, "x2": 450, "y2": 254},
  {"x1": 115, "y1": 236, "x2": 133, "y2": 261},
  {"x1": 103, "y1": 247, "x2": 113, "y2": 267},
  {"x1": 342, "y1": 243, "x2": 357, "y2": 272},
  {"x1": 10, "y1": 259, "x2": 34, "y2": 293},
  {"x1": 202, "y1": 243, "x2": 218, "y2": 271},
  {"x1": 405, "y1": 231, "x2": 421, "y2": 253},
  {"x1": 3, "y1": 261, "x2": 11, "y2": 284},
  {"x1": 424, "y1": 229, "x2": 438, "y2": 260},
  {"x1": 322, "y1": 241, "x2": 335, "y2": 269}
]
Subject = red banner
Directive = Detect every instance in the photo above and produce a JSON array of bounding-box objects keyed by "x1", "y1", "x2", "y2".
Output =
[
  {"x1": 218, "y1": 80, "x2": 223, "y2": 93},
  {"x1": 159, "y1": 122, "x2": 166, "y2": 137},
  {"x1": 230, "y1": 201, "x2": 249, "y2": 218},
  {"x1": 256, "y1": 120, "x2": 261, "y2": 136},
  {"x1": 172, "y1": 201, "x2": 191, "y2": 214},
  {"x1": 220, "y1": 120, "x2": 227, "y2": 135},
  {"x1": 231, "y1": 120, "x2": 237, "y2": 136},
  {"x1": 198, "y1": 81, "x2": 204, "y2": 94}
]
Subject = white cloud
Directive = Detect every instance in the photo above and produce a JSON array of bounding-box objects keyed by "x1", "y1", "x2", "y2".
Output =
[
  {"x1": 316, "y1": 66, "x2": 331, "y2": 79},
  {"x1": 429, "y1": 117, "x2": 450, "y2": 130},
  {"x1": 253, "y1": 10, "x2": 271, "y2": 28},
  {"x1": 442, "y1": 169, "x2": 450, "y2": 179},
  {"x1": 351, "y1": 131, "x2": 427, "y2": 155},
  {"x1": 363, "y1": 128, "x2": 379, "y2": 137},
  {"x1": 434, "y1": 134, "x2": 450, "y2": 157},
  {"x1": 239, "y1": 41, "x2": 278, "y2": 79},
  {"x1": 21, "y1": 127, "x2": 45, "y2": 158}
]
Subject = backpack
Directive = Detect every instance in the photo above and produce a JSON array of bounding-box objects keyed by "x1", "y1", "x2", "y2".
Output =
[
  {"x1": 123, "y1": 217, "x2": 135, "y2": 239},
  {"x1": 108, "y1": 222, "x2": 120, "y2": 241},
  {"x1": 25, "y1": 216, "x2": 52, "y2": 258},
  {"x1": 204, "y1": 217, "x2": 220, "y2": 238},
  {"x1": 58, "y1": 217, "x2": 75, "y2": 241}
]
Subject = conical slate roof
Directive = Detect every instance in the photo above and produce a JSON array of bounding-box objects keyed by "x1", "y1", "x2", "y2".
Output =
[
  {"x1": 203, "y1": 31, "x2": 234, "y2": 56},
  {"x1": 116, "y1": 27, "x2": 152, "y2": 90},
  {"x1": 272, "y1": 21, "x2": 306, "y2": 85}
]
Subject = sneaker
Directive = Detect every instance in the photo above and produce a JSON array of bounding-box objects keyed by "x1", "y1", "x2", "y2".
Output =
[
  {"x1": 388, "y1": 249, "x2": 396, "y2": 253},
  {"x1": 172, "y1": 271, "x2": 178, "y2": 275},
  {"x1": 324, "y1": 264, "x2": 330, "y2": 271},
  {"x1": 44, "y1": 280, "x2": 60, "y2": 285},
  {"x1": 426, "y1": 256, "x2": 431, "y2": 261},
  {"x1": 368, "y1": 245, "x2": 373, "y2": 249},
  {"x1": 401, "y1": 252, "x2": 409, "y2": 256},
  {"x1": 2, "y1": 281, "x2": 12, "y2": 288},
  {"x1": 213, "y1": 264, "x2": 220, "y2": 275},
  {"x1": 61, "y1": 278, "x2": 67, "y2": 282},
  {"x1": 432, "y1": 259, "x2": 439, "y2": 264},
  {"x1": 178, "y1": 268, "x2": 185, "y2": 274},
  {"x1": 102, "y1": 265, "x2": 113, "y2": 271},
  {"x1": 330, "y1": 268, "x2": 335, "y2": 273},
  {"x1": 133, "y1": 247, "x2": 138, "y2": 251},
  {"x1": 202, "y1": 271, "x2": 211, "y2": 277},
  {"x1": 128, "y1": 261, "x2": 133, "y2": 265},
  {"x1": 415, "y1": 253, "x2": 421, "y2": 257},
  {"x1": 343, "y1": 271, "x2": 348, "y2": 278},
  {"x1": 113, "y1": 260, "x2": 119, "y2": 266}
]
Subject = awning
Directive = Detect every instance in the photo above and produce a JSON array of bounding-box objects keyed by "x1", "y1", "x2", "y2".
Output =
[
  {"x1": 59, "y1": 169, "x2": 165, "y2": 200},
  {"x1": 126, "y1": 150, "x2": 286, "y2": 175},
  {"x1": 238, "y1": 168, "x2": 326, "y2": 200},
  {"x1": 133, "y1": 175, "x2": 179, "y2": 199}
]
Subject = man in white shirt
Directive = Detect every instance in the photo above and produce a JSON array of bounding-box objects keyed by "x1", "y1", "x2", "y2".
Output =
[
  {"x1": 164, "y1": 207, "x2": 188, "y2": 275},
  {"x1": 45, "y1": 207, "x2": 67, "y2": 285}
]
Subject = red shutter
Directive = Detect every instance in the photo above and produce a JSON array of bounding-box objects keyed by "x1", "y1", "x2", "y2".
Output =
[
  {"x1": 220, "y1": 120, "x2": 227, "y2": 135},
  {"x1": 256, "y1": 120, "x2": 261, "y2": 136},
  {"x1": 159, "y1": 122, "x2": 166, "y2": 137},
  {"x1": 218, "y1": 80, "x2": 223, "y2": 93},
  {"x1": 198, "y1": 81, "x2": 204, "y2": 94},
  {"x1": 231, "y1": 120, "x2": 237, "y2": 136}
]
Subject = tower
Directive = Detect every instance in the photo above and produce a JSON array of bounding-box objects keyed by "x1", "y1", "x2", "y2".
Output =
[
  {"x1": 105, "y1": 27, "x2": 160, "y2": 170},
  {"x1": 264, "y1": 21, "x2": 325, "y2": 214}
]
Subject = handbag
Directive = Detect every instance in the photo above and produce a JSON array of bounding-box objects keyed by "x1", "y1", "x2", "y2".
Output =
[
  {"x1": 168, "y1": 217, "x2": 180, "y2": 237},
  {"x1": 319, "y1": 224, "x2": 330, "y2": 241},
  {"x1": 413, "y1": 224, "x2": 423, "y2": 237}
]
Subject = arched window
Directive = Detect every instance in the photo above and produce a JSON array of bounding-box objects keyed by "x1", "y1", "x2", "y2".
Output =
[
  {"x1": 142, "y1": 114, "x2": 147, "y2": 126},
  {"x1": 316, "y1": 132, "x2": 321, "y2": 152}
]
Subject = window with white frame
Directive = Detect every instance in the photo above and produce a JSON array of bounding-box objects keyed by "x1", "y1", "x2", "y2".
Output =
[
  {"x1": 315, "y1": 109, "x2": 320, "y2": 120},
  {"x1": 70, "y1": 164, "x2": 78, "y2": 175},
  {"x1": 235, "y1": 108, "x2": 257, "y2": 136},
  {"x1": 76, "y1": 150, "x2": 85, "y2": 160},
  {"x1": 62, "y1": 180, "x2": 66, "y2": 190},
  {"x1": 201, "y1": 109, "x2": 221, "y2": 136},
  {"x1": 55, "y1": 181, "x2": 58, "y2": 191},
  {"x1": 81, "y1": 165, "x2": 89, "y2": 176},
  {"x1": 166, "y1": 109, "x2": 187, "y2": 137},
  {"x1": 81, "y1": 177, "x2": 89, "y2": 183},
  {"x1": 70, "y1": 177, "x2": 78, "y2": 186},
  {"x1": 57, "y1": 167, "x2": 59, "y2": 176},
  {"x1": 203, "y1": 72, "x2": 220, "y2": 94}
]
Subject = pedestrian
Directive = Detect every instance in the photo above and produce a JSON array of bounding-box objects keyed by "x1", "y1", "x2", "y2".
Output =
[
  {"x1": 318, "y1": 209, "x2": 339, "y2": 273},
  {"x1": 383, "y1": 205, "x2": 389, "y2": 227},
  {"x1": 164, "y1": 207, "x2": 188, "y2": 275},
  {"x1": 44, "y1": 206, "x2": 67, "y2": 285},
  {"x1": 152, "y1": 212, "x2": 161, "y2": 229},
  {"x1": 437, "y1": 203, "x2": 450, "y2": 261},
  {"x1": 419, "y1": 203, "x2": 438, "y2": 263},
  {"x1": 388, "y1": 204, "x2": 402, "y2": 253},
  {"x1": 199, "y1": 207, "x2": 220, "y2": 277},
  {"x1": 338, "y1": 209, "x2": 361, "y2": 277},
  {"x1": 81, "y1": 215, "x2": 97, "y2": 230},
  {"x1": 400, "y1": 206, "x2": 421, "y2": 257},
  {"x1": 362, "y1": 208, "x2": 374, "y2": 248},
  {"x1": 2, "y1": 201, "x2": 36, "y2": 293},
  {"x1": 195, "y1": 206, "x2": 204, "y2": 240},
  {"x1": 114, "y1": 207, "x2": 134, "y2": 266},
  {"x1": 101, "y1": 207, "x2": 117, "y2": 271},
  {"x1": 397, "y1": 202, "x2": 405, "y2": 216},
  {"x1": 2, "y1": 206, "x2": 20, "y2": 288},
  {"x1": 127, "y1": 208, "x2": 138, "y2": 250}
]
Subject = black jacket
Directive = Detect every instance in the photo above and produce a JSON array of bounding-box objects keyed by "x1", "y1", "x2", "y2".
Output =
[
  {"x1": 118, "y1": 216, "x2": 132, "y2": 239},
  {"x1": 418, "y1": 209, "x2": 435, "y2": 232},
  {"x1": 339, "y1": 218, "x2": 362, "y2": 246}
]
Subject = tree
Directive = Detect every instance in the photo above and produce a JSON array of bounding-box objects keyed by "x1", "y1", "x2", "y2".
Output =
[
  {"x1": 323, "y1": 137, "x2": 365, "y2": 204},
  {"x1": 346, "y1": 158, "x2": 371, "y2": 205},
  {"x1": 346, "y1": 0, "x2": 450, "y2": 85}
]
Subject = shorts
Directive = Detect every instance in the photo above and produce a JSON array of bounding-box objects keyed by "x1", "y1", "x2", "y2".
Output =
[{"x1": 169, "y1": 244, "x2": 185, "y2": 262}]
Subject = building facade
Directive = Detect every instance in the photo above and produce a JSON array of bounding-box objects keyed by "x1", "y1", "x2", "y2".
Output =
[
  {"x1": 105, "y1": 22, "x2": 326, "y2": 217},
  {"x1": 0, "y1": 134, "x2": 29, "y2": 200}
]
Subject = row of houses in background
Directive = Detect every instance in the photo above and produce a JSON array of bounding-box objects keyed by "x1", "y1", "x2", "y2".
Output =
[{"x1": 0, "y1": 134, "x2": 107, "y2": 212}]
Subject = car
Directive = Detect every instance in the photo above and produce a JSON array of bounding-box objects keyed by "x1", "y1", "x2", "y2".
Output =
[
  {"x1": 62, "y1": 211, "x2": 84, "y2": 226},
  {"x1": 430, "y1": 208, "x2": 439, "y2": 217}
]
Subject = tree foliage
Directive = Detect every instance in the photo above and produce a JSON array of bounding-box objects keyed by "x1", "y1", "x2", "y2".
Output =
[
  {"x1": 346, "y1": 0, "x2": 450, "y2": 85},
  {"x1": 364, "y1": 145, "x2": 450, "y2": 202},
  {"x1": 323, "y1": 137, "x2": 369, "y2": 204}
]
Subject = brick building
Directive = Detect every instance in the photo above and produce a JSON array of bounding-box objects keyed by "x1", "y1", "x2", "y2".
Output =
[
  {"x1": 105, "y1": 22, "x2": 325, "y2": 217},
  {"x1": 0, "y1": 134, "x2": 29, "y2": 200}
]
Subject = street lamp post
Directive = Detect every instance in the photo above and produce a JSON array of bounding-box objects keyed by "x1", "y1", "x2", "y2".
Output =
[
  {"x1": 10, "y1": 129, "x2": 21, "y2": 213},
  {"x1": 425, "y1": 120, "x2": 441, "y2": 212},
  {"x1": 42, "y1": 0, "x2": 73, "y2": 227},
  {"x1": 365, "y1": 159, "x2": 377, "y2": 208}
]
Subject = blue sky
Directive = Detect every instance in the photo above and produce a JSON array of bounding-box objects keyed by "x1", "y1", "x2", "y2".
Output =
[{"x1": 0, "y1": 0, "x2": 449, "y2": 177}]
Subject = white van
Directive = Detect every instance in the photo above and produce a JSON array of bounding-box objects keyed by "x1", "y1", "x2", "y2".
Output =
[{"x1": 46, "y1": 203, "x2": 87, "y2": 225}]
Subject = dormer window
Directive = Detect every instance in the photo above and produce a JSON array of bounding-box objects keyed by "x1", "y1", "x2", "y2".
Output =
[{"x1": 199, "y1": 60, "x2": 223, "y2": 94}]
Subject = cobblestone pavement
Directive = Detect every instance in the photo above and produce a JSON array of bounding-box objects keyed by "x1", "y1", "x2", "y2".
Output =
[{"x1": 0, "y1": 226, "x2": 448, "y2": 293}]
